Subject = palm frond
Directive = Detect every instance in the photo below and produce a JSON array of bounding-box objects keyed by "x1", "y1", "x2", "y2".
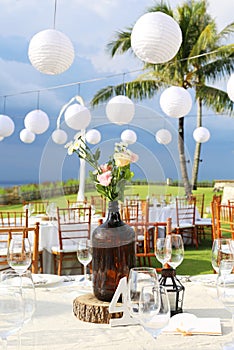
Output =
[{"x1": 106, "y1": 29, "x2": 132, "y2": 57}]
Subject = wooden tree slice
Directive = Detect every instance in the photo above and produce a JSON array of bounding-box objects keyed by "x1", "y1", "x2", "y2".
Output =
[{"x1": 73, "y1": 293, "x2": 123, "y2": 324}]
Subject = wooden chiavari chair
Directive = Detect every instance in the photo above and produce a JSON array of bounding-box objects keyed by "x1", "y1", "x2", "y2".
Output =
[
  {"x1": 52, "y1": 206, "x2": 91, "y2": 275},
  {"x1": 0, "y1": 222, "x2": 40, "y2": 273},
  {"x1": 90, "y1": 195, "x2": 106, "y2": 217},
  {"x1": 23, "y1": 201, "x2": 49, "y2": 215}
]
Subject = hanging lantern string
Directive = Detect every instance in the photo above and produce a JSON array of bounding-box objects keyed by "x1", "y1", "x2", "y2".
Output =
[
  {"x1": 0, "y1": 47, "x2": 230, "y2": 100},
  {"x1": 53, "y1": 0, "x2": 57, "y2": 29}
]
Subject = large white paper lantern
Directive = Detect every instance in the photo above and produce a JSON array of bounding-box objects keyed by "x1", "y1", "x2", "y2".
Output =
[
  {"x1": 155, "y1": 129, "x2": 172, "y2": 145},
  {"x1": 193, "y1": 127, "x2": 210, "y2": 143},
  {"x1": 85, "y1": 129, "x2": 101, "y2": 144},
  {"x1": 160, "y1": 86, "x2": 192, "y2": 118},
  {"x1": 20, "y1": 128, "x2": 35, "y2": 143},
  {"x1": 121, "y1": 129, "x2": 137, "y2": 144},
  {"x1": 131, "y1": 12, "x2": 182, "y2": 64},
  {"x1": 64, "y1": 103, "x2": 91, "y2": 130},
  {"x1": 0, "y1": 114, "x2": 15, "y2": 137},
  {"x1": 227, "y1": 74, "x2": 234, "y2": 102},
  {"x1": 24, "y1": 109, "x2": 50, "y2": 134},
  {"x1": 106, "y1": 95, "x2": 135, "y2": 125},
  {"x1": 52, "y1": 129, "x2": 68, "y2": 145},
  {"x1": 28, "y1": 29, "x2": 75, "y2": 75}
]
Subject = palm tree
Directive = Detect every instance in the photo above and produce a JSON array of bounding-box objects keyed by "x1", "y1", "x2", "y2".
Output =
[{"x1": 91, "y1": 0, "x2": 234, "y2": 195}]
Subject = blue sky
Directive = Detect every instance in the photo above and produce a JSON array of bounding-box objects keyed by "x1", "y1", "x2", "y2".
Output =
[{"x1": 0, "y1": 0, "x2": 233, "y2": 187}]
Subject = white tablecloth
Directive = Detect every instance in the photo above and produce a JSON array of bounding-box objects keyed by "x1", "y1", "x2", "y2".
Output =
[
  {"x1": 149, "y1": 205, "x2": 200, "y2": 226},
  {"x1": 5, "y1": 275, "x2": 233, "y2": 349}
]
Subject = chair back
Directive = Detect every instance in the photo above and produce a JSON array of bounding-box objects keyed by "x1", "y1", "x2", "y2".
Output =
[
  {"x1": 23, "y1": 201, "x2": 49, "y2": 215},
  {"x1": 67, "y1": 199, "x2": 89, "y2": 208},
  {"x1": 90, "y1": 195, "x2": 106, "y2": 217},
  {"x1": 0, "y1": 209, "x2": 28, "y2": 227},
  {"x1": 176, "y1": 196, "x2": 196, "y2": 226},
  {"x1": 0, "y1": 222, "x2": 40, "y2": 273},
  {"x1": 214, "y1": 202, "x2": 234, "y2": 239},
  {"x1": 56, "y1": 206, "x2": 91, "y2": 251},
  {"x1": 191, "y1": 193, "x2": 205, "y2": 217},
  {"x1": 124, "y1": 198, "x2": 150, "y2": 222}
]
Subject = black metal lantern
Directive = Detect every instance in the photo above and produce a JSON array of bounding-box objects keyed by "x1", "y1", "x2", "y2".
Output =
[{"x1": 159, "y1": 267, "x2": 185, "y2": 316}]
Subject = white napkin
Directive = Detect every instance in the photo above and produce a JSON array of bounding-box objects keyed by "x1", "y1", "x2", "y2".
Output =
[{"x1": 163, "y1": 313, "x2": 222, "y2": 335}]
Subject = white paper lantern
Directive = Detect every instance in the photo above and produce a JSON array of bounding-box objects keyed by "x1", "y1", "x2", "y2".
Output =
[
  {"x1": 85, "y1": 129, "x2": 101, "y2": 145},
  {"x1": 106, "y1": 95, "x2": 135, "y2": 125},
  {"x1": 24, "y1": 109, "x2": 50, "y2": 134},
  {"x1": 0, "y1": 136, "x2": 4, "y2": 141},
  {"x1": 155, "y1": 129, "x2": 172, "y2": 145},
  {"x1": 52, "y1": 129, "x2": 68, "y2": 145},
  {"x1": 160, "y1": 86, "x2": 192, "y2": 118},
  {"x1": 193, "y1": 127, "x2": 210, "y2": 143},
  {"x1": 121, "y1": 129, "x2": 137, "y2": 144},
  {"x1": 131, "y1": 12, "x2": 182, "y2": 64},
  {"x1": 0, "y1": 114, "x2": 15, "y2": 137},
  {"x1": 28, "y1": 29, "x2": 75, "y2": 75},
  {"x1": 64, "y1": 103, "x2": 91, "y2": 130},
  {"x1": 227, "y1": 74, "x2": 234, "y2": 102},
  {"x1": 20, "y1": 128, "x2": 35, "y2": 143}
]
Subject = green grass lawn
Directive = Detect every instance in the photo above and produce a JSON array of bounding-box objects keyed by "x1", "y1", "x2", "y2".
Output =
[{"x1": 0, "y1": 184, "x2": 216, "y2": 276}]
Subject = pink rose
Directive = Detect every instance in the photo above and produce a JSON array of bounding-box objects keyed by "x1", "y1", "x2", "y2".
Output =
[
  {"x1": 130, "y1": 152, "x2": 139, "y2": 163},
  {"x1": 97, "y1": 171, "x2": 112, "y2": 186},
  {"x1": 100, "y1": 163, "x2": 112, "y2": 173}
]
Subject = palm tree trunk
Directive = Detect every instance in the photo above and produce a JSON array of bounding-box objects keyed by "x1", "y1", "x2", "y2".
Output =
[
  {"x1": 191, "y1": 97, "x2": 202, "y2": 190},
  {"x1": 178, "y1": 117, "x2": 192, "y2": 196}
]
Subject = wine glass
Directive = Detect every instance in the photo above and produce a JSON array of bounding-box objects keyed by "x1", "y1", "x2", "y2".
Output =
[
  {"x1": 7, "y1": 236, "x2": 32, "y2": 276},
  {"x1": 0, "y1": 271, "x2": 24, "y2": 350},
  {"x1": 212, "y1": 238, "x2": 234, "y2": 274},
  {"x1": 46, "y1": 202, "x2": 57, "y2": 225},
  {"x1": 1, "y1": 269, "x2": 36, "y2": 348},
  {"x1": 77, "y1": 239, "x2": 92, "y2": 284},
  {"x1": 167, "y1": 234, "x2": 184, "y2": 270},
  {"x1": 217, "y1": 270, "x2": 234, "y2": 349},
  {"x1": 127, "y1": 267, "x2": 159, "y2": 320},
  {"x1": 155, "y1": 237, "x2": 171, "y2": 267},
  {"x1": 139, "y1": 284, "x2": 170, "y2": 339}
]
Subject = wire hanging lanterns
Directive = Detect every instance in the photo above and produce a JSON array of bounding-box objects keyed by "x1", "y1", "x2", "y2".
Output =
[
  {"x1": 0, "y1": 114, "x2": 15, "y2": 138},
  {"x1": 24, "y1": 109, "x2": 50, "y2": 135},
  {"x1": 155, "y1": 128, "x2": 172, "y2": 145},
  {"x1": 193, "y1": 127, "x2": 210, "y2": 143},
  {"x1": 160, "y1": 86, "x2": 192, "y2": 118},
  {"x1": 131, "y1": 12, "x2": 182, "y2": 64},
  {"x1": 51, "y1": 129, "x2": 68, "y2": 145},
  {"x1": 121, "y1": 129, "x2": 137, "y2": 144},
  {"x1": 20, "y1": 128, "x2": 35, "y2": 143},
  {"x1": 85, "y1": 129, "x2": 101, "y2": 145},
  {"x1": 106, "y1": 95, "x2": 135, "y2": 125}
]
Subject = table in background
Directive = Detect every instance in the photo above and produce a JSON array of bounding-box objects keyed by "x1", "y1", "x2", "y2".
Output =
[{"x1": 6, "y1": 275, "x2": 232, "y2": 350}]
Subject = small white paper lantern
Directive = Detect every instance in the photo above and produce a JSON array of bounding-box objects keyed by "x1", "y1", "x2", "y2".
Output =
[
  {"x1": 121, "y1": 129, "x2": 137, "y2": 144},
  {"x1": 28, "y1": 29, "x2": 75, "y2": 75},
  {"x1": 227, "y1": 74, "x2": 234, "y2": 102},
  {"x1": 24, "y1": 109, "x2": 50, "y2": 134},
  {"x1": 52, "y1": 129, "x2": 68, "y2": 145},
  {"x1": 85, "y1": 129, "x2": 101, "y2": 144},
  {"x1": 0, "y1": 114, "x2": 15, "y2": 137},
  {"x1": 20, "y1": 128, "x2": 35, "y2": 143},
  {"x1": 106, "y1": 95, "x2": 135, "y2": 125},
  {"x1": 64, "y1": 103, "x2": 91, "y2": 130},
  {"x1": 160, "y1": 86, "x2": 192, "y2": 118},
  {"x1": 155, "y1": 129, "x2": 172, "y2": 145},
  {"x1": 193, "y1": 127, "x2": 210, "y2": 143},
  {"x1": 131, "y1": 12, "x2": 182, "y2": 64}
]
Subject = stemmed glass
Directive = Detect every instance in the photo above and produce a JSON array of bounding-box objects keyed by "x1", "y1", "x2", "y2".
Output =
[
  {"x1": 7, "y1": 236, "x2": 32, "y2": 276},
  {"x1": 139, "y1": 284, "x2": 171, "y2": 339},
  {"x1": 217, "y1": 269, "x2": 234, "y2": 349},
  {"x1": 167, "y1": 234, "x2": 184, "y2": 270},
  {"x1": 77, "y1": 239, "x2": 92, "y2": 284},
  {"x1": 212, "y1": 238, "x2": 234, "y2": 273},
  {"x1": 0, "y1": 271, "x2": 24, "y2": 350},
  {"x1": 46, "y1": 202, "x2": 57, "y2": 225},
  {"x1": 127, "y1": 267, "x2": 159, "y2": 320},
  {"x1": 155, "y1": 237, "x2": 171, "y2": 268}
]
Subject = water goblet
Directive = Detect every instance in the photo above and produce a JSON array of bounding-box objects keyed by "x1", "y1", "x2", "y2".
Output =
[
  {"x1": 0, "y1": 271, "x2": 24, "y2": 350},
  {"x1": 77, "y1": 239, "x2": 92, "y2": 284},
  {"x1": 217, "y1": 271, "x2": 234, "y2": 349},
  {"x1": 139, "y1": 284, "x2": 170, "y2": 339},
  {"x1": 127, "y1": 267, "x2": 159, "y2": 321},
  {"x1": 167, "y1": 234, "x2": 184, "y2": 270},
  {"x1": 7, "y1": 236, "x2": 32, "y2": 276},
  {"x1": 212, "y1": 238, "x2": 234, "y2": 274},
  {"x1": 46, "y1": 202, "x2": 57, "y2": 225},
  {"x1": 155, "y1": 236, "x2": 171, "y2": 268}
]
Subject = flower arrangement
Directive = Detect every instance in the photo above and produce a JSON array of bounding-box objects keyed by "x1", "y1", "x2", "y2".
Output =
[{"x1": 65, "y1": 133, "x2": 138, "y2": 202}]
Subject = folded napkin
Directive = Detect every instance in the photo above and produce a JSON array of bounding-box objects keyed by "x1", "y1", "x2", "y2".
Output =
[{"x1": 163, "y1": 313, "x2": 222, "y2": 336}]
